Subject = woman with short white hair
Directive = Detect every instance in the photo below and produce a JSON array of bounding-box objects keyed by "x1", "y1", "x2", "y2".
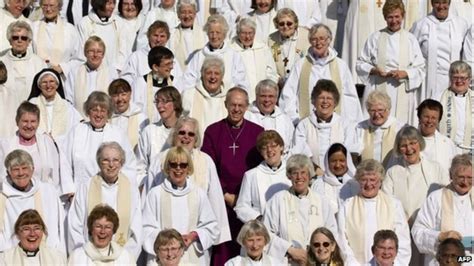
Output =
[{"x1": 0, "y1": 0, "x2": 30, "y2": 52}]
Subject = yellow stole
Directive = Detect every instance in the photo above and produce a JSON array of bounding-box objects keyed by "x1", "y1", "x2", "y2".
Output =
[
  {"x1": 74, "y1": 64, "x2": 110, "y2": 114},
  {"x1": 441, "y1": 185, "x2": 474, "y2": 231},
  {"x1": 35, "y1": 19, "x2": 65, "y2": 65},
  {"x1": 172, "y1": 24, "x2": 206, "y2": 70},
  {"x1": 360, "y1": 122, "x2": 397, "y2": 166}
]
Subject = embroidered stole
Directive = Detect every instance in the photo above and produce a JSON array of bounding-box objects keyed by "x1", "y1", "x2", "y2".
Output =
[
  {"x1": 36, "y1": 19, "x2": 65, "y2": 65},
  {"x1": 74, "y1": 64, "x2": 110, "y2": 114},
  {"x1": 306, "y1": 118, "x2": 344, "y2": 166},
  {"x1": 299, "y1": 56, "x2": 342, "y2": 118},
  {"x1": 269, "y1": 28, "x2": 308, "y2": 78},
  {"x1": 441, "y1": 185, "x2": 474, "y2": 231},
  {"x1": 439, "y1": 90, "x2": 472, "y2": 147},
  {"x1": 146, "y1": 73, "x2": 173, "y2": 121},
  {"x1": 37, "y1": 94, "x2": 68, "y2": 138},
  {"x1": 346, "y1": 192, "x2": 395, "y2": 263},
  {"x1": 0, "y1": 188, "x2": 44, "y2": 232},
  {"x1": 87, "y1": 174, "x2": 131, "y2": 246},
  {"x1": 376, "y1": 28, "x2": 409, "y2": 122},
  {"x1": 361, "y1": 122, "x2": 397, "y2": 165}
]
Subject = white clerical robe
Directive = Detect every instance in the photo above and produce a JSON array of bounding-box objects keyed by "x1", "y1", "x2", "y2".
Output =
[
  {"x1": 319, "y1": 0, "x2": 349, "y2": 54},
  {"x1": 0, "y1": 10, "x2": 29, "y2": 52},
  {"x1": 245, "y1": 104, "x2": 294, "y2": 157},
  {"x1": 0, "y1": 243, "x2": 66, "y2": 265},
  {"x1": 230, "y1": 39, "x2": 279, "y2": 103},
  {"x1": 276, "y1": 0, "x2": 321, "y2": 28},
  {"x1": 451, "y1": 0, "x2": 474, "y2": 24},
  {"x1": 221, "y1": 0, "x2": 253, "y2": 35},
  {"x1": 263, "y1": 189, "x2": 337, "y2": 263},
  {"x1": 293, "y1": 112, "x2": 357, "y2": 169},
  {"x1": 463, "y1": 25, "x2": 473, "y2": 73},
  {"x1": 0, "y1": 50, "x2": 47, "y2": 101},
  {"x1": 68, "y1": 241, "x2": 136, "y2": 265},
  {"x1": 182, "y1": 83, "x2": 227, "y2": 138},
  {"x1": 115, "y1": 15, "x2": 145, "y2": 72},
  {"x1": 31, "y1": 18, "x2": 82, "y2": 77},
  {"x1": 338, "y1": 193, "x2": 411, "y2": 265},
  {"x1": 224, "y1": 253, "x2": 279, "y2": 266},
  {"x1": 136, "y1": 5, "x2": 180, "y2": 50},
  {"x1": 356, "y1": 28, "x2": 425, "y2": 125},
  {"x1": 402, "y1": 0, "x2": 431, "y2": 30},
  {"x1": 410, "y1": 13, "x2": 468, "y2": 99},
  {"x1": 234, "y1": 162, "x2": 291, "y2": 223},
  {"x1": 67, "y1": 175, "x2": 142, "y2": 257},
  {"x1": 0, "y1": 82, "x2": 23, "y2": 139},
  {"x1": 63, "y1": 122, "x2": 138, "y2": 186},
  {"x1": 412, "y1": 187, "x2": 473, "y2": 266},
  {"x1": 246, "y1": 9, "x2": 277, "y2": 44},
  {"x1": 383, "y1": 158, "x2": 450, "y2": 222},
  {"x1": 142, "y1": 178, "x2": 219, "y2": 265},
  {"x1": 0, "y1": 179, "x2": 65, "y2": 252},
  {"x1": 168, "y1": 23, "x2": 208, "y2": 71},
  {"x1": 0, "y1": 132, "x2": 75, "y2": 196},
  {"x1": 280, "y1": 47, "x2": 362, "y2": 125},
  {"x1": 422, "y1": 131, "x2": 458, "y2": 173},
  {"x1": 110, "y1": 102, "x2": 149, "y2": 155},
  {"x1": 182, "y1": 42, "x2": 250, "y2": 91}
]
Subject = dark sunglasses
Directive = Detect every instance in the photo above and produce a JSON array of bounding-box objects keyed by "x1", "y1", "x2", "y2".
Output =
[
  {"x1": 12, "y1": 35, "x2": 29, "y2": 41},
  {"x1": 278, "y1": 21, "x2": 293, "y2": 27},
  {"x1": 169, "y1": 162, "x2": 188, "y2": 169},
  {"x1": 312, "y1": 242, "x2": 331, "y2": 248},
  {"x1": 178, "y1": 130, "x2": 196, "y2": 137}
]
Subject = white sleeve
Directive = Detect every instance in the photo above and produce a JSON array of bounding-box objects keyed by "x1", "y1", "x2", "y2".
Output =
[
  {"x1": 411, "y1": 192, "x2": 441, "y2": 256},
  {"x1": 234, "y1": 170, "x2": 261, "y2": 222},
  {"x1": 393, "y1": 198, "x2": 412, "y2": 265}
]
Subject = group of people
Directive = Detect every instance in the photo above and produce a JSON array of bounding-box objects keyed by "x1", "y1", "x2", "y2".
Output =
[{"x1": 0, "y1": 0, "x2": 472, "y2": 265}]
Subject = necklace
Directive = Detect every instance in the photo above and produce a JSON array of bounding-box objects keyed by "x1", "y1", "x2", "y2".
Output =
[{"x1": 227, "y1": 121, "x2": 245, "y2": 156}]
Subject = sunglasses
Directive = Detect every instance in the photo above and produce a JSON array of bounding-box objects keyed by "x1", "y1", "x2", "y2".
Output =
[
  {"x1": 178, "y1": 130, "x2": 196, "y2": 137},
  {"x1": 12, "y1": 35, "x2": 29, "y2": 41},
  {"x1": 169, "y1": 162, "x2": 188, "y2": 169},
  {"x1": 312, "y1": 242, "x2": 331, "y2": 248},
  {"x1": 278, "y1": 21, "x2": 294, "y2": 27}
]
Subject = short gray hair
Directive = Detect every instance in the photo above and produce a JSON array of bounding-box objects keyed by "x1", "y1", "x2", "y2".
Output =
[
  {"x1": 286, "y1": 154, "x2": 315, "y2": 177},
  {"x1": 366, "y1": 90, "x2": 392, "y2": 111},
  {"x1": 40, "y1": 0, "x2": 63, "y2": 8},
  {"x1": 449, "y1": 60, "x2": 472, "y2": 79},
  {"x1": 201, "y1": 56, "x2": 225, "y2": 76},
  {"x1": 7, "y1": 21, "x2": 32, "y2": 42},
  {"x1": 308, "y1": 23, "x2": 332, "y2": 42},
  {"x1": 96, "y1": 141, "x2": 126, "y2": 166},
  {"x1": 236, "y1": 219, "x2": 270, "y2": 246},
  {"x1": 177, "y1": 0, "x2": 197, "y2": 12},
  {"x1": 83, "y1": 91, "x2": 113, "y2": 119},
  {"x1": 236, "y1": 18, "x2": 256, "y2": 35},
  {"x1": 4, "y1": 149, "x2": 34, "y2": 172},
  {"x1": 355, "y1": 159, "x2": 385, "y2": 182},
  {"x1": 393, "y1": 126, "x2": 426, "y2": 156},
  {"x1": 449, "y1": 153, "x2": 472, "y2": 179},
  {"x1": 255, "y1": 79, "x2": 278, "y2": 96},
  {"x1": 204, "y1": 14, "x2": 229, "y2": 36}
]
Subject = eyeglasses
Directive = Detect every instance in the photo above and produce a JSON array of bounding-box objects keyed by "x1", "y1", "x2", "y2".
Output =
[
  {"x1": 169, "y1": 162, "x2": 188, "y2": 169},
  {"x1": 261, "y1": 143, "x2": 280, "y2": 152},
  {"x1": 154, "y1": 98, "x2": 173, "y2": 105},
  {"x1": 278, "y1": 21, "x2": 294, "y2": 27},
  {"x1": 20, "y1": 225, "x2": 43, "y2": 234},
  {"x1": 12, "y1": 35, "x2": 29, "y2": 41},
  {"x1": 451, "y1": 76, "x2": 469, "y2": 82},
  {"x1": 310, "y1": 36, "x2": 329, "y2": 43},
  {"x1": 178, "y1": 130, "x2": 196, "y2": 137},
  {"x1": 312, "y1": 242, "x2": 331, "y2": 248},
  {"x1": 41, "y1": 4, "x2": 58, "y2": 9},
  {"x1": 93, "y1": 223, "x2": 114, "y2": 231},
  {"x1": 368, "y1": 108, "x2": 388, "y2": 115},
  {"x1": 158, "y1": 246, "x2": 182, "y2": 253},
  {"x1": 86, "y1": 49, "x2": 104, "y2": 56}
]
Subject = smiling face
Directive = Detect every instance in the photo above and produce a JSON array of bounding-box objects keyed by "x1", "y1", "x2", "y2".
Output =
[
  {"x1": 98, "y1": 147, "x2": 123, "y2": 183},
  {"x1": 238, "y1": 25, "x2": 255, "y2": 47},
  {"x1": 256, "y1": 88, "x2": 277, "y2": 115},
  {"x1": 385, "y1": 8, "x2": 403, "y2": 32},
  {"x1": 10, "y1": 28, "x2": 31, "y2": 54},
  {"x1": 358, "y1": 171, "x2": 381, "y2": 199},
  {"x1": 398, "y1": 138, "x2": 421, "y2": 165},
  {"x1": 121, "y1": 0, "x2": 137, "y2": 19},
  {"x1": 17, "y1": 112, "x2": 39, "y2": 140},
  {"x1": 225, "y1": 91, "x2": 248, "y2": 126},
  {"x1": 309, "y1": 27, "x2": 330, "y2": 58},
  {"x1": 39, "y1": 74, "x2": 58, "y2": 101},
  {"x1": 255, "y1": 0, "x2": 272, "y2": 13},
  {"x1": 7, "y1": 0, "x2": 26, "y2": 18},
  {"x1": 432, "y1": 0, "x2": 450, "y2": 20},
  {"x1": 148, "y1": 28, "x2": 169, "y2": 48},
  {"x1": 313, "y1": 91, "x2": 335, "y2": 120},
  {"x1": 419, "y1": 108, "x2": 440, "y2": 137},
  {"x1": 368, "y1": 102, "x2": 390, "y2": 127},
  {"x1": 451, "y1": 165, "x2": 472, "y2": 196},
  {"x1": 88, "y1": 105, "x2": 109, "y2": 128},
  {"x1": 289, "y1": 167, "x2": 310, "y2": 195},
  {"x1": 168, "y1": 157, "x2": 189, "y2": 187},
  {"x1": 152, "y1": 57, "x2": 174, "y2": 78},
  {"x1": 243, "y1": 234, "x2": 266, "y2": 260},
  {"x1": 202, "y1": 65, "x2": 223, "y2": 93},
  {"x1": 373, "y1": 239, "x2": 397, "y2": 266},
  {"x1": 111, "y1": 91, "x2": 131, "y2": 114},
  {"x1": 157, "y1": 239, "x2": 184, "y2": 266},
  {"x1": 260, "y1": 141, "x2": 283, "y2": 167},
  {"x1": 449, "y1": 71, "x2": 471, "y2": 94},
  {"x1": 91, "y1": 217, "x2": 114, "y2": 249},
  {"x1": 18, "y1": 224, "x2": 44, "y2": 252},
  {"x1": 8, "y1": 163, "x2": 33, "y2": 190},
  {"x1": 155, "y1": 95, "x2": 176, "y2": 121},
  {"x1": 207, "y1": 22, "x2": 226, "y2": 49},
  {"x1": 174, "y1": 122, "x2": 197, "y2": 151},
  {"x1": 85, "y1": 42, "x2": 105, "y2": 70},
  {"x1": 41, "y1": 0, "x2": 60, "y2": 21},
  {"x1": 97, "y1": 0, "x2": 115, "y2": 18},
  {"x1": 311, "y1": 233, "x2": 336, "y2": 264},
  {"x1": 178, "y1": 4, "x2": 196, "y2": 28},
  {"x1": 328, "y1": 151, "x2": 347, "y2": 177},
  {"x1": 277, "y1": 15, "x2": 296, "y2": 38}
]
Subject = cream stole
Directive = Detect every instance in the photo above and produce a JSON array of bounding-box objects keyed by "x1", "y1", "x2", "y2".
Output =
[
  {"x1": 158, "y1": 150, "x2": 208, "y2": 190},
  {"x1": 269, "y1": 28, "x2": 308, "y2": 78},
  {"x1": 34, "y1": 133, "x2": 54, "y2": 183},
  {"x1": 74, "y1": 64, "x2": 110, "y2": 113},
  {"x1": 285, "y1": 189, "x2": 323, "y2": 247},
  {"x1": 376, "y1": 28, "x2": 409, "y2": 122},
  {"x1": 36, "y1": 94, "x2": 68, "y2": 138},
  {"x1": 35, "y1": 19, "x2": 65, "y2": 65},
  {"x1": 173, "y1": 24, "x2": 206, "y2": 70},
  {"x1": 160, "y1": 185, "x2": 200, "y2": 264},
  {"x1": 306, "y1": 116, "x2": 344, "y2": 166},
  {"x1": 0, "y1": 186, "x2": 44, "y2": 232},
  {"x1": 87, "y1": 174, "x2": 131, "y2": 247},
  {"x1": 5, "y1": 244, "x2": 59, "y2": 265},
  {"x1": 190, "y1": 83, "x2": 226, "y2": 132},
  {"x1": 83, "y1": 241, "x2": 122, "y2": 262},
  {"x1": 146, "y1": 73, "x2": 173, "y2": 121},
  {"x1": 441, "y1": 185, "x2": 474, "y2": 231},
  {"x1": 360, "y1": 122, "x2": 397, "y2": 165},
  {"x1": 299, "y1": 55, "x2": 342, "y2": 119},
  {"x1": 346, "y1": 192, "x2": 395, "y2": 263},
  {"x1": 439, "y1": 90, "x2": 472, "y2": 147},
  {"x1": 358, "y1": 0, "x2": 385, "y2": 57},
  {"x1": 126, "y1": 113, "x2": 139, "y2": 149}
]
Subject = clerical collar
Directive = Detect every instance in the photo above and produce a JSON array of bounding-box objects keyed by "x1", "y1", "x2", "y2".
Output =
[
  {"x1": 317, "y1": 115, "x2": 333, "y2": 123},
  {"x1": 228, "y1": 119, "x2": 244, "y2": 129},
  {"x1": 208, "y1": 89, "x2": 222, "y2": 97},
  {"x1": 336, "y1": 175, "x2": 344, "y2": 184},
  {"x1": 98, "y1": 16, "x2": 109, "y2": 22},
  {"x1": 209, "y1": 43, "x2": 224, "y2": 52},
  {"x1": 91, "y1": 125, "x2": 105, "y2": 132},
  {"x1": 181, "y1": 25, "x2": 193, "y2": 30},
  {"x1": 171, "y1": 182, "x2": 187, "y2": 190},
  {"x1": 451, "y1": 90, "x2": 468, "y2": 97},
  {"x1": 21, "y1": 246, "x2": 39, "y2": 257},
  {"x1": 260, "y1": 110, "x2": 275, "y2": 116},
  {"x1": 294, "y1": 189, "x2": 309, "y2": 198},
  {"x1": 44, "y1": 17, "x2": 58, "y2": 23},
  {"x1": 266, "y1": 162, "x2": 282, "y2": 172},
  {"x1": 147, "y1": 74, "x2": 174, "y2": 87},
  {"x1": 12, "y1": 50, "x2": 27, "y2": 58}
]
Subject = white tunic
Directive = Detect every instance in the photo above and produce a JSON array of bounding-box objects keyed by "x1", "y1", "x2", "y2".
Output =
[
  {"x1": 168, "y1": 24, "x2": 208, "y2": 71},
  {"x1": 319, "y1": 0, "x2": 349, "y2": 54},
  {"x1": 246, "y1": 9, "x2": 277, "y2": 44},
  {"x1": 68, "y1": 241, "x2": 136, "y2": 265},
  {"x1": 0, "y1": 179, "x2": 65, "y2": 252},
  {"x1": 422, "y1": 131, "x2": 458, "y2": 173},
  {"x1": 280, "y1": 48, "x2": 363, "y2": 125},
  {"x1": 110, "y1": 102, "x2": 149, "y2": 155},
  {"x1": 115, "y1": 15, "x2": 145, "y2": 71},
  {"x1": 137, "y1": 6, "x2": 180, "y2": 50},
  {"x1": 67, "y1": 175, "x2": 142, "y2": 257},
  {"x1": 463, "y1": 24, "x2": 473, "y2": 73},
  {"x1": 0, "y1": 82, "x2": 23, "y2": 138},
  {"x1": 0, "y1": 10, "x2": 29, "y2": 52},
  {"x1": 0, "y1": 244, "x2": 67, "y2": 265},
  {"x1": 234, "y1": 162, "x2": 291, "y2": 223},
  {"x1": 224, "y1": 254, "x2": 280, "y2": 266},
  {"x1": 276, "y1": 0, "x2": 322, "y2": 28},
  {"x1": 451, "y1": 0, "x2": 474, "y2": 23}
]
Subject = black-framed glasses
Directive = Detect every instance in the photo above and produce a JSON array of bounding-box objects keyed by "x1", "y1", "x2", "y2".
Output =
[
  {"x1": 312, "y1": 242, "x2": 331, "y2": 248},
  {"x1": 278, "y1": 21, "x2": 293, "y2": 27},
  {"x1": 169, "y1": 162, "x2": 188, "y2": 169},
  {"x1": 178, "y1": 130, "x2": 196, "y2": 137},
  {"x1": 12, "y1": 35, "x2": 29, "y2": 41}
]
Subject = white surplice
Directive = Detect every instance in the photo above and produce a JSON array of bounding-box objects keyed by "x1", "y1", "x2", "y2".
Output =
[
  {"x1": 136, "y1": 5, "x2": 180, "y2": 50},
  {"x1": 0, "y1": 243, "x2": 67, "y2": 265},
  {"x1": 115, "y1": 14, "x2": 145, "y2": 71},
  {"x1": 421, "y1": 130, "x2": 458, "y2": 173},
  {"x1": 68, "y1": 241, "x2": 136, "y2": 265},
  {"x1": 0, "y1": 10, "x2": 29, "y2": 52},
  {"x1": 246, "y1": 9, "x2": 277, "y2": 44},
  {"x1": 168, "y1": 23, "x2": 208, "y2": 71},
  {"x1": 0, "y1": 81, "x2": 23, "y2": 139},
  {"x1": 319, "y1": 0, "x2": 349, "y2": 54},
  {"x1": 276, "y1": 0, "x2": 322, "y2": 28},
  {"x1": 224, "y1": 253, "x2": 280, "y2": 266},
  {"x1": 110, "y1": 102, "x2": 149, "y2": 155}
]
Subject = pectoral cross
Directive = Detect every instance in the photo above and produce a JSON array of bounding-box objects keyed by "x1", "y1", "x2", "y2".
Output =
[
  {"x1": 229, "y1": 142, "x2": 239, "y2": 156},
  {"x1": 283, "y1": 57, "x2": 289, "y2": 67},
  {"x1": 376, "y1": 0, "x2": 383, "y2": 8}
]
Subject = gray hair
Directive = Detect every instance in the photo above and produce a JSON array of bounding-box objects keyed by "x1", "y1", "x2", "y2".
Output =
[
  {"x1": 96, "y1": 141, "x2": 126, "y2": 166},
  {"x1": 171, "y1": 116, "x2": 202, "y2": 148},
  {"x1": 177, "y1": 0, "x2": 197, "y2": 12},
  {"x1": 366, "y1": 90, "x2": 392, "y2": 111},
  {"x1": 449, "y1": 60, "x2": 472, "y2": 79},
  {"x1": 236, "y1": 219, "x2": 270, "y2": 247},
  {"x1": 204, "y1": 14, "x2": 229, "y2": 36},
  {"x1": 355, "y1": 159, "x2": 385, "y2": 181},
  {"x1": 39, "y1": 0, "x2": 63, "y2": 8},
  {"x1": 236, "y1": 17, "x2": 256, "y2": 35},
  {"x1": 449, "y1": 153, "x2": 472, "y2": 179},
  {"x1": 5, "y1": 0, "x2": 30, "y2": 9},
  {"x1": 83, "y1": 91, "x2": 113, "y2": 119},
  {"x1": 286, "y1": 154, "x2": 315, "y2": 177},
  {"x1": 273, "y1": 8, "x2": 298, "y2": 29},
  {"x1": 255, "y1": 79, "x2": 278, "y2": 96},
  {"x1": 4, "y1": 149, "x2": 34, "y2": 172},
  {"x1": 308, "y1": 23, "x2": 333, "y2": 42},
  {"x1": 7, "y1": 21, "x2": 32, "y2": 42},
  {"x1": 393, "y1": 126, "x2": 426, "y2": 156},
  {"x1": 200, "y1": 56, "x2": 225, "y2": 76}
]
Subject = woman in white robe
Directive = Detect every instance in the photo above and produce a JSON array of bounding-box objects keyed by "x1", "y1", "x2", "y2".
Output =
[
  {"x1": 0, "y1": 62, "x2": 24, "y2": 138},
  {"x1": 245, "y1": 0, "x2": 277, "y2": 43},
  {"x1": 0, "y1": 0, "x2": 30, "y2": 52},
  {"x1": 235, "y1": 130, "x2": 291, "y2": 223},
  {"x1": 142, "y1": 146, "x2": 219, "y2": 265}
]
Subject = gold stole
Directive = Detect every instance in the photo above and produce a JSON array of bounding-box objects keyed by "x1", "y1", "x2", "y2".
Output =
[
  {"x1": 146, "y1": 73, "x2": 173, "y2": 121},
  {"x1": 306, "y1": 118, "x2": 343, "y2": 166},
  {"x1": 358, "y1": 0, "x2": 385, "y2": 56},
  {"x1": 360, "y1": 122, "x2": 397, "y2": 165},
  {"x1": 299, "y1": 56, "x2": 342, "y2": 119},
  {"x1": 173, "y1": 24, "x2": 206, "y2": 70},
  {"x1": 346, "y1": 192, "x2": 395, "y2": 263},
  {"x1": 127, "y1": 113, "x2": 139, "y2": 150},
  {"x1": 376, "y1": 29, "x2": 409, "y2": 122},
  {"x1": 74, "y1": 64, "x2": 110, "y2": 114},
  {"x1": 269, "y1": 28, "x2": 309, "y2": 78},
  {"x1": 441, "y1": 185, "x2": 474, "y2": 231},
  {"x1": 191, "y1": 151, "x2": 208, "y2": 190},
  {"x1": 36, "y1": 19, "x2": 65, "y2": 65},
  {"x1": 37, "y1": 94, "x2": 68, "y2": 138},
  {"x1": 439, "y1": 90, "x2": 472, "y2": 147},
  {"x1": 87, "y1": 174, "x2": 131, "y2": 247},
  {"x1": 285, "y1": 189, "x2": 323, "y2": 246},
  {"x1": 0, "y1": 188, "x2": 44, "y2": 232}
]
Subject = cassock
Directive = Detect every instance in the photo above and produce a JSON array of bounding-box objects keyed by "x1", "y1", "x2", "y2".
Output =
[
  {"x1": 234, "y1": 161, "x2": 291, "y2": 223},
  {"x1": 356, "y1": 28, "x2": 425, "y2": 125},
  {"x1": 230, "y1": 39, "x2": 279, "y2": 103},
  {"x1": 292, "y1": 112, "x2": 357, "y2": 169},
  {"x1": 110, "y1": 102, "x2": 149, "y2": 155},
  {"x1": 412, "y1": 186, "x2": 473, "y2": 266},
  {"x1": 68, "y1": 241, "x2": 136, "y2": 265},
  {"x1": 0, "y1": 10, "x2": 29, "y2": 52},
  {"x1": 224, "y1": 253, "x2": 279, "y2": 266},
  {"x1": 422, "y1": 131, "x2": 458, "y2": 173},
  {"x1": 67, "y1": 174, "x2": 142, "y2": 257},
  {"x1": 0, "y1": 132, "x2": 75, "y2": 196},
  {"x1": 142, "y1": 178, "x2": 219, "y2": 265},
  {"x1": 319, "y1": 0, "x2": 349, "y2": 54},
  {"x1": 245, "y1": 104, "x2": 294, "y2": 157},
  {"x1": 0, "y1": 179, "x2": 65, "y2": 252},
  {"x1": 168, "y1": 23, "x2": 208, "y2": 71},
  {"x1": 0, "y1": 81, "x2": 23, "y2": 139},
  {"x1": 0, "y1": 243, "x2": 66, "y2": 265},
  {"x1": 63, "y1": 122, "x2": 138, "y2": 186},
  {"x1": 410, "y1": 13, "x2": 468, "y2": 99},
  {"x1": 263, "y1": 189, "x2": 337, "y2": 263},
  {"x1": 246, "y1": 9, "x2": 277, "y2": 44},
  {"x1": 281, "y1": 47, "x2": 362, "y2": 124},
  {"x1": 201, "y1": 118, "x2": 263, "y2": 263},
  {"x1": 182, "y1": 42, "x2": 250, "y2": 91},
  {"x1": 276, "y1": 0, "x2": 321, "y2": 28},
  {"x1": 338, "y1": 192, "x2": 411, "y2": 265},
  {"x1": 136, "y1": 5, "x2": 180, "y2": 50}
]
